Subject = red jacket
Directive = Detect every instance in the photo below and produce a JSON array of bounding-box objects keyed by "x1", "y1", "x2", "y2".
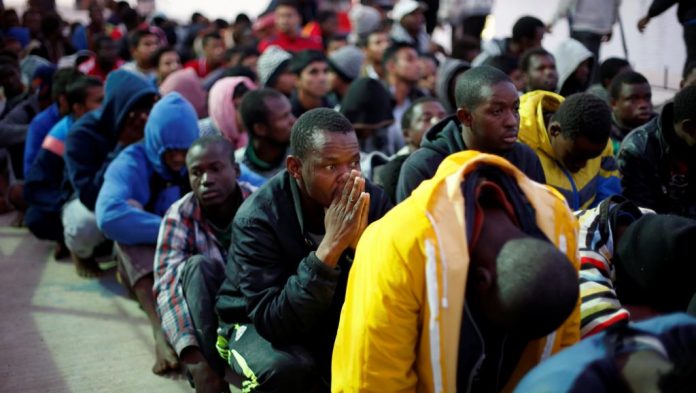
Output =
[{"x1": 258, "y1": 31, "x2": 323, "y2": 53}]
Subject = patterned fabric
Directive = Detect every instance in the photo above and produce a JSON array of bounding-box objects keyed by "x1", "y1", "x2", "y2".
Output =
[
  {"x1": 153, "y1": 186, "x2": 251, "y2": 354},
  {"x1": 575, "y1": 197, "x2": 653, "y2": 337}
]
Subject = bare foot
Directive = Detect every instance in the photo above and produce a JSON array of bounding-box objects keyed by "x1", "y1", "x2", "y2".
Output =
[
  {"x1": 54, "y1": 242, "x2": 70, "y2": 260},
  {"x1": 71, "y1": 253, "x2": 103, "y2": 278},
  {"x1": 153, "y1": 329, "x2": 179, "y2": 375}
]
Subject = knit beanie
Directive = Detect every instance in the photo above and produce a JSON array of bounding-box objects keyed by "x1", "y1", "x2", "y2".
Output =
[
  {"x1": 340, "y1": 77, "x2": 394, "y2": 128},
  {"x1": 328, "y1": 45, "x2": 365, "y2": 82},
  {"x1": 290, "y1": 50, "x2": 327, "y2": 75},
  {"x1": 257, "y1": 45, "x2": 293, "y2": 87},
  {"x1": 349, "y1": 5, "x2": 382, "y2": 40},
  {"x1": 615, "y1": 214, "x2": 696, "y2": 312}
]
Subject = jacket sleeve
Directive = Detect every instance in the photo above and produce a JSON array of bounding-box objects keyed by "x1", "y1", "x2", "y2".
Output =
[
  {"x1": 23, "y1": 149, "x2": 65, "y2": 210},
  {"x1": 617, "y1": 139, "x2": 663, "y2": 212},
  {"x1": 95, "y1": 148, "x2": 163, "y2": 245},
  {"x1": 396, "y1": 152, "x2": 434, "y2": 203},
  {"x1": 647, "y1": 0, "x2": 678, "y2": 18},
  {"x1": 233, "y1": 215, "x2": 342, "y2": 345},
  {"x1": 332, "y1": 222, "x2": 421, "y2": 392},
  {"x1": 23, "y1": 114, "x2": 48, "y2": 178},
  {"x1": 593, "y1": 144, "x2": 621, "y2": 207},
  {"x1": 548, "y1": 0, "x2": 576, "y2": 26},
  {"x1": 65, "y1": 127, "x2": 123, "y2": 211}
]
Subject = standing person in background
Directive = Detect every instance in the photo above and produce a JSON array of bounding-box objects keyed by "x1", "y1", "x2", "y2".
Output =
[
  {"x1": 257, "y1": 0, "x2": 323, "y2": 53},
  {"x1": 184, "y1": 32, "x2": 225, "y2": 78},
  {"x1": 638, "y1": 0, "x2": 696, "y2": 75},
  {"x1": 121, "y1": 27, "x2": 161, "y2": 81},
  {"x1": 438, "y1": 0, "x2": 494, "y2": 55},
  {"x1": 150, "y1": 46, "x2": 181, "y2": 86},
  {"x1": 547, "y1": 0, "x2": 621, "y2": 82}
]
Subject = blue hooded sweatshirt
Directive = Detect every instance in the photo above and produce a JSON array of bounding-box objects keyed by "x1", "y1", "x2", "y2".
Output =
[
  {"x1": 23, "y1": 103, "x2": 60, "y2": 178},
  {"x1": 96, "y1": 92, "x2": 199, "y2": 245},
  {"x1": 65, "y1": 70, "x2": 158, "y2": 211}
]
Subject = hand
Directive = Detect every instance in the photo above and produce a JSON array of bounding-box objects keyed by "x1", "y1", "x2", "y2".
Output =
[
  {"x1": 601, "y1": 31, "x2": 612, "y2": 42},
  {"x1": 316, "y1": 170, "x2": 368, "y2": 267},
  {"x1": 350, "y1": 192, "x2": 370, "y2": 250},
  {"x1": 637, "y1": 16, "x2": 650, "y2": 33},
  {"x1": 118, "y1": 110, "x2": 148, "y2": 146}
]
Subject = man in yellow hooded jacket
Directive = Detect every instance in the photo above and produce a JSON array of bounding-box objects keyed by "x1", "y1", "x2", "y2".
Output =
[
  {"x1": 518, "y1": 91, "x2": 620, "y2": 210},
  {"x1": 332, "y1": 151, "x2": 581, "y2": 393}
]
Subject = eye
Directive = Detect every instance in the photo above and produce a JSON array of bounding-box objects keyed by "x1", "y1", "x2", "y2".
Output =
[{"x1": 325, "y1": 164, "x2": 336, "y2": 171}]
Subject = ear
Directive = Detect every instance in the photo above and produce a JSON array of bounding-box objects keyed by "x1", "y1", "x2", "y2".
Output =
[
  {"x1": 681, "y1": 119, "x2": 696, "y2": 135},
  {"x1": 548, "y1": 121, "x2": 562, "y2": 138},
  {"x1": 610, "y1": 98, "x2": 618, "y2": 110},
  {"x1": 253, "y1": 122, "x2": 268, "y2": 138},
  {"x1": 473, "y1": 266, "x2": 493, "y2": 293},
  {"x1": 286, "y1": 155, "x2": 303, "y2": 181},
  {"x1": 456, "y1": 107, "x2": 473, "y2": 128}
]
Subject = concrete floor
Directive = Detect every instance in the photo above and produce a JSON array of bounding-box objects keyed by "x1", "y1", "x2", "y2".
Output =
[{"x1": 0, "y1": 211, "x2": 193, "y2": 393}]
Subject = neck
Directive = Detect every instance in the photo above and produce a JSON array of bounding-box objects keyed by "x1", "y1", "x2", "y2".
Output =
[
  {"x1": 201, "y1": 188, "x2": 241, "y2": 228},
  {"x1": 370, "y1": 60, "x2": 385, "y2": 78},
  {"x1": 389, "y1": 77, "x2": 412, "y2": 106},
  {"x1": 461, "y1": 126, "x2": 485, "y2": 152},
  {"x1": 252, "y1": 137, "x2": 286, "y2": 165},
  {"x1": 298, "y1": 89, "x2": 323, "y2": 111}
]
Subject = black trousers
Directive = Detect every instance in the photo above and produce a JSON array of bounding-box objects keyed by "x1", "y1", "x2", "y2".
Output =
[
  {"x1": 25, "y1": 206, "x2": 63, "y2": 242},
  {"x1": 571, "y1": 30, "x2": 602, "y2": 83},
  {"x1": 684, "y1": 23, "x2": 696, "y2": 76},
  {"x1": 180, "y1": 254, "x2": 228, "y2": 375},
  {"x1": 218, "y1": 323, "x2": 321, "y2": 393}
]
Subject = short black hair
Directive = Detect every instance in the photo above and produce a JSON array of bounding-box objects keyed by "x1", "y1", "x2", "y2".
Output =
[
  {"x1": 382, "y1": 41, "x2": 416, "y2": 67},
  {"x1": 239, "y1": 88, "x2": 285, "y2": 134},
  {"x1": 290, "y1": 50, "x2": 327, "y2": 74},
  {"x1": 291, "y1": 108, "x2": 354, "y2": 160},
  {"x1": 599, "y1": 57, "x2": 630, "y2": 87},
  {"x1": 420, "y1": 53, "x2": 439, "y2": 67},
  {"x1": 455, "y1": 65, "x2": 512, "y2": 110},
  {"x1": 511, "y1": 16, "x2": 544, "y2": 43},
  {"x1": 317, "y1": 10, "x2": 337, "y2": 24},
  {"x1": 223, "y1": 65, "x2": 258, "y2": 84},
  {"x1": 608, "y1": 71, "x2": 649, "y2": 100},
  {"x1": 129, "y1": 27, "x2": 158, "y2": 50},
  {"x1": 275, "y1": 0, "x2": 300, "y2": 12},
  {"x1": 149, "y1": 46, "x2": 178, "y2": 69},
  {"x1": 40, "y1": 13, "x2": 62, "y2": 36},
  {"x1": 92, "y1": 34, "x2": 114, "y2": 53},
  {"x1": 482, "y1": 54, "x2": 519, "y2": 76},
  {"x1": 520, "y1": 47, "x2": 552, "y2": 73},
  {"x1": 187, "y1": 135, "x2": 236, "y2": 165},
  {"x1": 683, "y1": 60, "x2": 696, "y2": 80},
  {"x1": 66, "y1": 76, "x2": 103, "y2": 108},
  {"x1": 52, "y1": 67, "x2": 83, "y2": 102},
  {"x1": 213, "y1": 18, "x2": 230, "y2": 30},
  {"x1": 552, "y1": 93, "x2": 612, "y2": 143},
  {"x1": 238, "y1": 46, "x2": 260, "y2": 62},
  {"x1": 202, "y1": 32, "x2": 222, "y2": 48},
  {"x1": 401, "y1": 97, "x2": 442, "y2": 131},
  {"x1": 674, "y1": 84, "x2": 696, "y2": 123},
  {"x1": 235, "y1": 13, "x2": 251, "y2": 25},
  {"x1": 356, "y1": 25, "x2": 389, "y2": 48}
]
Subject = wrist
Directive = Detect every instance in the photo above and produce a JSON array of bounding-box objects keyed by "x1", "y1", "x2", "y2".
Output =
[
  {"x1": 316, "y1": 241, "x2": 341, "y2": 267},
  {"x1": 180, "y1": 346, "x2": 205, "y2": 366}
]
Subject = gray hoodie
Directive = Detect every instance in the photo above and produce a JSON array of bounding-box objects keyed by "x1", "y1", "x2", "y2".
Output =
[
  {"x1": 435, "y1": 58, "x2": 471, "y2": 113},
  {"x1": 553, "y1": 38, "x2": 594, "y2": 95}
]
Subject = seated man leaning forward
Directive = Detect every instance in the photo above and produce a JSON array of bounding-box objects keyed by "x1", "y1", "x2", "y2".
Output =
[
  {"x1": 333, "y1": 151, "x2": 581, "y2": 393},
  {"x1": 215, "y1": 108, "x2": 392, "y2": 392},
  {"x1": 95, "y1": 92, "x2": 199, "y2": 375},
  {"x1": 154, "y1": 136, "x2": 254, "y2": 392}
]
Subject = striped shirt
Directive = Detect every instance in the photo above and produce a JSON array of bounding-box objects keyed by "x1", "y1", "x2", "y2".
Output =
[
  {"x1": 575, "y1": 197, "x2": 653, "y2": 338},
  {"x1": 153, "y1": 186, "x2": 252, "y2": 355}
]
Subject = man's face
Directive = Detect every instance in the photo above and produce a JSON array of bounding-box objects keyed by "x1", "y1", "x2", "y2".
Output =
[
  {"x1": 274, "y1": 70, "x2": 298, "y2": 96},
  {"x1": 390, "y1": 47, "x2": 421, "y2": 84},
  {"x1": 401, "y1": 9, "x2": 424, "y2": 33},
  {"x1": 73, "y1": 85, "x2": 105, "y2": 118},
  {"x1": 98, "y1": 39, "x2": 118, "y2": 64},
  {"x1": 163, "y1": 149, "x2": 187, "y2": 173},
  {"x1": 275, "y1": 5, "x2": 300, "y2": 35},
  {"x1": 187, "y1": 143, "x2": 238, "y2": 207},
  {"x1": 295, "y1": 130, "x2": 362, "y2": 208},
  {"x1": 259, "y1": 95, "x2": 295, "y2": 145},
  {"x1": 417, "y1": 57, "x2": 437, "y2": 94},
  {"x1": 612, "y1": 82, "x2": 653, "y2": 128},
  {"x1": 297, "y1": 61, "x2": 330, "y2": 98},
  {"x1": 458, "y1": 81, "x2": 520, "y2": 153},
  {"x1": 157, "y1": 51, "x2": 181, "y2": 81},
  {"x1": 0, "y1": 68, "x2": 23, "y2": 98},
  {"x1": 119, "y1": 98, "x2": 156, "y2": 145},
  {"x1": 525, "y1": 54, "x2": 558, "y2": 92},
  {"x1": 520, "y1": 27, "x2": 545, "y2": 52},
  {"x1": 23, "y1": 12, "x2": 41, "y2": 35},
  {"x1": 240, "y1": 54, "x2": 258, "y2": 73},
  {"x1": 407, "y1": 100, "x2": 446, "y2": 148},
  {"x1": 365, "y1": 32, "x2": 390, "y2": 63},
  {"x1": 204, "y1": 37, "x2": 225, "y2": 66},
  {"x1": 89, "y1": 7, "x2": 104, "y2": 26},
  {"x1": 573, "y1": 59, "x2": 592, "y2": 88},
  {"x1": 134, "y1": 34, "x2": 160, "y2": 66},
  {"x1": 550, "y1": 129, "x2": 607, "y2": 173}
]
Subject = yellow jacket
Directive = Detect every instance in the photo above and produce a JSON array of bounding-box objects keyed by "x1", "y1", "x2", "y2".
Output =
[
  {"x1": 332, "y1": 151, "x2": 581, "y2": 393},
  {"x1": 518, "y1": 91, "x2": 620, "y2": 210}
]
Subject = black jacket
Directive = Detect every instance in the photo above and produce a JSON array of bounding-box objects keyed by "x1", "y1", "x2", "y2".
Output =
[
  {"x1": 396, "y1": 115, "x2": 546, "y2": 202},
  {"x1": 216, "y1": 170, "x2": 392, "y2": 355},
  {"x1": 617, "y1": 103, "x2": 696, "y2": 219}
]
